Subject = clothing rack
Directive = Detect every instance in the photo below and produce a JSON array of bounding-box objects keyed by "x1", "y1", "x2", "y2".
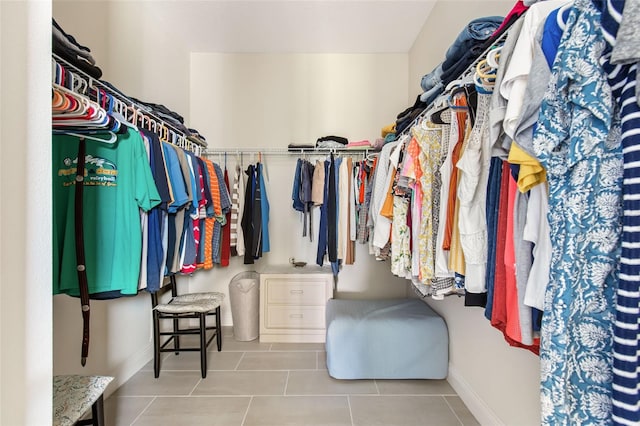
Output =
[
  {"x1": 395, "y1": 28, "x2": 511, "y2": 140},
  {"x1": 204, "y1": 147, "x2": 375, "y2": 157},
  {"x1": 52, "y1": 53, "x2": 206, "y2": 154}
]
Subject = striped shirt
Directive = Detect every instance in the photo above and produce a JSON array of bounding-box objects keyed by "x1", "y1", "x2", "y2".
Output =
[{"x1": 601, "y1": 1, "x2": 640, "y2": 423}]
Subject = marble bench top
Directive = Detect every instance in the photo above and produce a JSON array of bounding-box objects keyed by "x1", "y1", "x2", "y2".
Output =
[{"x1": 53, "y1": 375, "x2": 113, "y2": 426}]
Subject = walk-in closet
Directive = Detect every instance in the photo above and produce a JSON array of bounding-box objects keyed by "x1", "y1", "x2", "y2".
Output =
[{"x1": 2, "y1": 0, "x2": 637, "y2": 425}]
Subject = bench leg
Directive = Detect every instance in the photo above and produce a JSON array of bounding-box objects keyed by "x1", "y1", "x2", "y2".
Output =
[{"x1": 91, "y1": 394, "x2": 105, "y2": 426}]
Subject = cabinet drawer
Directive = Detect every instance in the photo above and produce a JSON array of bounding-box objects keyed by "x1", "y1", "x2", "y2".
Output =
[
  {"x1": 264, "y1": 279, "x2": 328, "y2": 305},
  {"x1": 265, "y1": 306, "x2": 325, "y2": 329}
]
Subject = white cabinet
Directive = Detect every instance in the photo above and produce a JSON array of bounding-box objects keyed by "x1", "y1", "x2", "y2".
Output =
[{"x1": 259, "y1": 265, "x2": 334, "y2": 343}]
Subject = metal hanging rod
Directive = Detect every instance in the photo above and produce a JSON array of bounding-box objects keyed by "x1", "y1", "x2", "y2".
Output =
[{"x1": 203, "y1": 147, "x2": 375, "y2": 156}]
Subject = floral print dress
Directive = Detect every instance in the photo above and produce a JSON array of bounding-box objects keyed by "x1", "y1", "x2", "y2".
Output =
[{"x1": 532, "y1": 0, "x2": 623, "y2": 424}]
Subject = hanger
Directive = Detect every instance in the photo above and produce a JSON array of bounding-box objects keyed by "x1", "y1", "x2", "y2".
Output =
[
  {"x1": 159, "y1": 123, "x2": 169, "y2": 142},
  {"x1": 486, "y1": 46, "x2": 502, "y2": 69},
  {"x1": 73, "y1": 74, "x2": 88, "y2": 96},
  {"x1": 236, "y1": 151, "x2": 243, "y2": 170},
  {"x1": 54, "y1": 130, "x2": 118, "y2": 144},
  {"x1": 429, "y1": 102, "x2": 451, "y2": 125}
]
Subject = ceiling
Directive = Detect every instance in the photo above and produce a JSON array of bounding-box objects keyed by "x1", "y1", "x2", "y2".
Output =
[{"x1": 146, "y1": 1, "x2": 439, "y2": 53}]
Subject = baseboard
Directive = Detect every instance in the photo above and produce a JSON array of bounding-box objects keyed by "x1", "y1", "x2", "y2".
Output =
[
  {"x1": 104, "y1": 342, "x2": 153, "y2": 398},
  {"x1": 447, "y1": 363, "x2": 504, "y2": 426}
]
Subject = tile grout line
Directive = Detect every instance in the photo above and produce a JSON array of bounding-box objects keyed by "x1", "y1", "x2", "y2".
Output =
[
  {"x1": 442, "y1": 395, "x2": 465, "y2": 426},
  {"x1": 188, "y1": 377, "x2": 203, "y2": 396},
  {"x1": 128, "y1": 396, "x2": 157, "y2": 426},
  {"x1": 347, "y1": 395, "x2": 355, "y2": 426},
  {"x1": 284, "y1": 370, "x2": 291, "y2": 396},
  {"x1": 234, "y1": 351, "x2": 246, "y2": 370},
  {"x1": 240, "y1": 395, "x2": 253, "y2": 426}
]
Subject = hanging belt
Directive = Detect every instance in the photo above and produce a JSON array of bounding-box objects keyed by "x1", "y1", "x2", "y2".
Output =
[{"x1": 74, "y1": 138, "x2": 91, "y2": 366}]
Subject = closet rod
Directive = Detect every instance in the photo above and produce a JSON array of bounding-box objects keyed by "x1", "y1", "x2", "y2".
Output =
[
  {"x1": 203, "y1": 147, "x2": 374, "y2": 156},
  {"x1": 52, "y1": 53, "x2": 207, "y2": 149},
  {"x1": 396, "y1": 28, "x2": 511, "y2": 139}
]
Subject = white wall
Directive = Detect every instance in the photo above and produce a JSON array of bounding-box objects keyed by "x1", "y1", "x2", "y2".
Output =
[
  {"x1": 52, "y1": 0, "x2": 192, "y2": 391},
  {"x1": 409, "y1": 2, "x2": 542, "y2": 425},
  {"x1": 189, "y1": 53, "x2": 411, "y2": 325},
  {"x1": 0, "y1": 1, "x2": 52, "y2": 424}
]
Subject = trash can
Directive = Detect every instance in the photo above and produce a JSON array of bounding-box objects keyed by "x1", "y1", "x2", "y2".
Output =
[{"x1": 228, "y1": 271, "x2": 260, "y2": 341}]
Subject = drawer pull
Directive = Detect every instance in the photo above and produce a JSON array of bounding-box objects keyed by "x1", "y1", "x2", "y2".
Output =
[
  {"x1": 289, "y1": 314, "x2": 303, "y2": 319},
  {"x1": 290, "y1": 290, "x2": 304, "y2": 295}
]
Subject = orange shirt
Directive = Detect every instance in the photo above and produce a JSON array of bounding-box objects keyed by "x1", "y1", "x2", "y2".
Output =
[{"x1": 442, "y1": 96, "x2": 468, "y2": 250}]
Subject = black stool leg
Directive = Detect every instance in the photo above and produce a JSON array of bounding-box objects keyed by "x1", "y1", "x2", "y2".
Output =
[
  {"x1": 91, "y1": 394, "x2": 105, "y2": 426},
  {"x1": 216, "y1": 306, "x2": 222, "y2": 352},
  {"x1": 200, "y1": 313, "x2": 207, "y2": 378},
  {"x1": 173, "y1": 317, "x2": 180, "y2": 355},
  {"x1": 153, "y1": 311, "x2": 161, "y2": 378}
]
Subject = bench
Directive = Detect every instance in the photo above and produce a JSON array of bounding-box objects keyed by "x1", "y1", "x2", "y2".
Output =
[
  {"x1": 53, "y1": 375, "x2": 113, "y2": 426},
  {"x1": 325, "y1": 298, "x2": 448, "y2": 379}
]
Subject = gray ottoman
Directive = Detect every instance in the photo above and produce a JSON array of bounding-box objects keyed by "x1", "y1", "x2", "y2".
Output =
[{"x1": 325, "y1": 298, "x2": 448, "y2": 379}]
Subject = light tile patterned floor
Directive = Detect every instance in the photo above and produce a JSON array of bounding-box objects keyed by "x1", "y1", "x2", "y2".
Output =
[{"x1": 103, "y1": 328, "x2": 479, "y2": 426}]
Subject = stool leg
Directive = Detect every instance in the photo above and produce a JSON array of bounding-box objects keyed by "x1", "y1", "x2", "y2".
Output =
[
  {"x1": 200, "y1": 313, "x2": 207, "y2": 379},
  {"x1": 153, "y1": 311, "x2": 161, "y2": 378},
  {"x1": 173, "y1": 317, "x2": 180, "y2": 355},
  {"x1": 216, "y1": 306, "x2": 222, "y2": 352},
  {"x1": 91, "y1": 394, "x2": 105, "y2": 426}
]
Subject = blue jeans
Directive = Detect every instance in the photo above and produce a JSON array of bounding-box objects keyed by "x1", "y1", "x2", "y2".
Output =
[
  {"x1": 484, "y1": 157, "x2": 503, "y2": 321},
  {"x1": 419, "y1": 16, "x2": 503, "y2": 94},
  {"x1": 443, "y1": 16, "x2": 504, "y2": 68},
  {"x1": 420, "y1": 81, "x2": 444, "y2": 104},
  {"x1": 421, "y1": 65, "x2": 443, "y2": 92}
]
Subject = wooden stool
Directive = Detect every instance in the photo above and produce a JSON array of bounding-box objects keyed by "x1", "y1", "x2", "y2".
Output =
[{"x1": 53, "y1": 375, "x2": 113, "y2": 426}]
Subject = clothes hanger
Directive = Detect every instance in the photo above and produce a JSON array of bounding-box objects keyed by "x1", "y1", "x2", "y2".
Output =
[
  {"x1": 54, "y1": 130, "x2": 118, "y2": 144},
  {"x1": 52, "y1": 84, "x2": 90, "y2": 116},
  {"x1": 429, "y1": 100, "x2": 451, "y2": 125},
  {"x1": 72, "y1": 73, "x2": 89, "y2": 96},
  {"x1": 486, "y1": 46, "x2": 502, "y2": 69}
]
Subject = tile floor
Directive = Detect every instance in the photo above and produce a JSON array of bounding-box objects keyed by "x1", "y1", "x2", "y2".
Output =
[{"x1": 104, "y1": 328, "x2": 479, "y2": 426}]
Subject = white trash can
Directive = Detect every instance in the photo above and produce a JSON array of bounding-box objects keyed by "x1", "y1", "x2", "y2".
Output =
[{"x1": 228, "y1": 271, "x2": 260, "y2": 341}]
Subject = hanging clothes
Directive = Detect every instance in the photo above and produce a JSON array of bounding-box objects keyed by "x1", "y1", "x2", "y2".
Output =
[
  {"x1": 52, "y1": 128, "x2": 161, "y2": 297},
  {"x1": 600, "y1": 0, "x2": 640, "y2": 424},
  {"x1": 141, "y1": 130, "x2": 171, "y2": 292},
  {"x1": 533, "y1": 1, "x2": 622, "y2": 424},
  {"x1": 179, "y1": 152, "x2": 202, "y2": 274},
  {"x1": 233, "y1": 163, "x2": 246, "y2": 257},
  {"x1": 221, "y1": 168, "x2": 232, "y2": 266},
  {"x1": 316, "y1": 159, "x2": 331, "y2": 267},
  {"x1": 240, "y1": 162, "x2": 269, "y2": 264},
  {"x1": 258, "y1": 163, "x2": 270, "y2": 254},
  {"x1": 212, "y1": 163, "x2": 231, "y2": 264}
]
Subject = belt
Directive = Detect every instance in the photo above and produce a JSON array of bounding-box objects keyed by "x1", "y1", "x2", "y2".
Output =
[{"x1": 74, "y1": 138, "x2": 91, "y2": 366}]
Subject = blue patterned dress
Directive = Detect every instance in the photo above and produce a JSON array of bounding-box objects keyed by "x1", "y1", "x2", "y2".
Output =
[{"x1": 532, "y1": 0, "x2": 623, "y2": 424}]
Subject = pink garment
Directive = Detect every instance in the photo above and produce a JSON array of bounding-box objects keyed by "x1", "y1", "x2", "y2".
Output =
[
  {"x1": 493, "y1": 1, "x2": 528, "y2": 35},
  {"x1": 346, "y1": 140, "x2": 372, "y2": 147},
  {"x1": 504, "y1": 172, "x2": 521, "y2": 343}
]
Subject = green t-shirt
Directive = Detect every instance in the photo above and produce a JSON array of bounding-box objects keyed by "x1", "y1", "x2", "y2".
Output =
[{"x1": 53, "y1": 128, "x2": 161, "y2": 296}]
